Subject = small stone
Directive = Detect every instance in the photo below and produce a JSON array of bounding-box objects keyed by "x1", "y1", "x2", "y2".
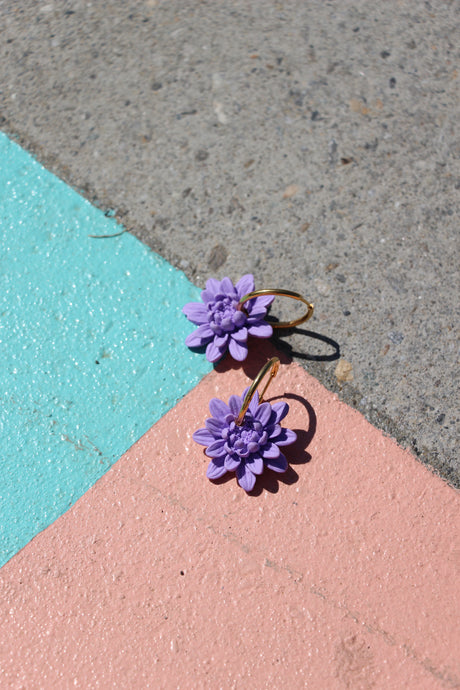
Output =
[
  {"x1": 213, "y1": 101, "x2": 228, "y2": 124},
  {"x1": 436, "y1": 413, "x2": 445, "y2": 424},
  {"x1": 381, "y1": 50, "x2": 391, "y2": 58},
  {"x1": 335, "y1": 359, "x2": 354, "y2": 382},
  {"x1": 388, "y1": 331, "x2": 404, "y2": 344},
  {"x1": 328, "y1": 139, "x2": 338, "y2": 165},
  {"x1": 349, "y1": 98, "x2": 370, "y2": 115},
  {"x1": 325, "y1": 262, "x2": 339, "y2": 272},
  {"x1": 212, "y1": 73, "x2": 224, "y2": 90},
  {"x1": 195, "y1": 149, "x2": 209, "y2": 162},
  {"x1": 227, "y1": 197, "x2": 244, "y2": 215},
  {"x1": 208, "y1": 244, "x2": 228, "y2": 271},
  {"x1": 314, "y1": 279, "x2": 331, "y2": 297},
  {"x1": 350, "y1": 98, "x2": 362, "y2": 113},
  {"x1": 282, "y1": 184, "x2": 299, "y2": 199},
  {"x1": 364, "y1": 139, "x2": 379, "y2": 151}
]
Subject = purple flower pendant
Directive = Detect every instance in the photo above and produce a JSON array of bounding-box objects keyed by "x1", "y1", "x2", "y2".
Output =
[
  {"x1": 183, "y1": 275, "x2": 274, "y2": 362},
  {"x1": 193, "y1": 388, "x2": 297, "y2": 492}
]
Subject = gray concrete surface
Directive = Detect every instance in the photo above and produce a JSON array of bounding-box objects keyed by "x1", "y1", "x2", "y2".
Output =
[{"x1": 1, "y1": 0, "x2": 459, "y2": 484}]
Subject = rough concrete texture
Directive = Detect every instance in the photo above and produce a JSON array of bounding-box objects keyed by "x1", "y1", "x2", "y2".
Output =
[
  {"x1": 1, "y1": 344, "x2": 459, "y2": 688},
  {"x1": 0, "y1": 1, "x2": 458, "y2": 482}
]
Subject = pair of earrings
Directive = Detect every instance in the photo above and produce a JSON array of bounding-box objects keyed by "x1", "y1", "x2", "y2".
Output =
[{"x1": 183, "y1": 274, "x2": 314, "y2": 492}]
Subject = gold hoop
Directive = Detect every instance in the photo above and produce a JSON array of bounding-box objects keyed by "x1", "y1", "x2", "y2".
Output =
[
  {"x1": 237, "y1": 288, "x2": 314, "y2": 329},
  {"x1": 235, "y1": 357, "x2": 280, "y2": 426}
]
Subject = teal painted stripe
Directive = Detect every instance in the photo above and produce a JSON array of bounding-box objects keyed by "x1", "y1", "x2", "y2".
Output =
[{"x1": 0, "y1": 133, "x2": 211, "y2": 567}]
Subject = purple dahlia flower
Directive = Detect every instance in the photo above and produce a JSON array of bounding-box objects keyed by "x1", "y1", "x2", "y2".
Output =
[
  {"x1": 193, "y1": 388, "x2": 297, "y2": 492},
  {"x1": 183, "y1": 275, "x2": 274, "y2": 362}
]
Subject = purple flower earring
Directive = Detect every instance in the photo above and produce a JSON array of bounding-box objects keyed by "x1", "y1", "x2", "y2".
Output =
[
  {"x1": 193, "y1": 357, "x2": 297, "y2": 492},
  {"x1": 183, "y1": 274, "x2": 314, "y2": 362}
]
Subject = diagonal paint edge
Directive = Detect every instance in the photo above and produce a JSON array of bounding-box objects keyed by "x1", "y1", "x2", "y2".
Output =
[
  {"x1": 0, "y1": 346, "x2": 458, "y2": 687},
  {"x1": 0, "y1": 132, "x2": 212, "y2": 567}
]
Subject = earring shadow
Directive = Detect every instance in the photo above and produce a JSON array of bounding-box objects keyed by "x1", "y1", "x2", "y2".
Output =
[
  {"x1": 246, "y1": 392, "x2": 316, "y2": 495},
  {"x1": 270, "y1": 325, "x2": 341, "y2": 362},
  {"x1": 213, "y1": 327, "x2": 340, "y2": 380}
]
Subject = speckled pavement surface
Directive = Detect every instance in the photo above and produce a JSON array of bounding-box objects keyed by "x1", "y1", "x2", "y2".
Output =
[
  {"x1": 1, "y1": 0, "x2": 459, "y2": 484},
  {"x1": 1, "y1": 3, "x2": 460, "y2": 687}
]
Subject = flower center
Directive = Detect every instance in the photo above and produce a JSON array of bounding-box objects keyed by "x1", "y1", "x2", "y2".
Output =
[
  {"x1": 208, "y1": 295, "x2": 246, "y2": 335},
  {"x1": 222, "y1": 417, "x2": 268, "y2": 458}
]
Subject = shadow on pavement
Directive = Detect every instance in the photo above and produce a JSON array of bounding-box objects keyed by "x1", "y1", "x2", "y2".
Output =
[{"x1": 271, "y1": 326, "x2": 341, "y2": 362}]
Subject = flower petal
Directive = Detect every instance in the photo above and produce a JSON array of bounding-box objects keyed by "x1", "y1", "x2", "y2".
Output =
[
  {"x1": 275, "y1": 428, "x2": 297, "y2": 446},
  {"x1": 272, "y1": 401, "x2": 289, "y2": 422},
  {"x1": 193, "y1": 428, "x2": 215, "y2": 446},
  {"x1": 185, "y1": 324, "x2": 214, "y2": 348},
  {"x1": 250, "y1": 295, "x2": 275, "y2": 310},
  {"x1": 236, "y1": 463, "x2": 257, "y2": 492},
  {"x1": 254, "y1": 402, "x2": 272, "y2": 426},
  {"x1": 182, "y1": 302, "x2": 209, "y2": 325},
  {"x1": 266, "y1": 423, "x2": 281, "y2": 439},
  {"x1": 209, "y1": 398, "x2": 231, "y2": 419},
  {"x1": 206, "y1": 339, "x2": 225, "y2": 362},
  {"x1": 261, "y1": 442, "x2": 280, "y2": 459},
  {"x1": 205, "y1": 439, "x2": 227, "y2": 457},
  {"x1": 246, "y1": 454, "x2": 264, "y2": 475},
  {"x1": 207, "y1": 458, "x2": 227, "y2": 479},
  {"x1": 229, "y1": 337, "x2": 248, "y2": 361},
  {"x1": 228, "y1": 394, "x2": 242, "y2": 416},
  {"x1": 264, "y1": 452, "x2": 288, "y2": 473},
  {"x1": 246, "y1": 309, "x2": 268, "y2": 320},
  {"x1": 220, "y1": 277, "x2": 236, "y2": 296},
  {"x1": 233, "y1": 310, "x2": 246, "y2": 328},
  {"x1": 235, "y1": 274, "x2": 255, "y2": 298},
  {"x1": 201, "y1": 289, "x2": 215, "y2": 303},
  {"x1": 231, "y1": 326, "x2": 248, "y2": 343},
  {"x1": 247, "y1": 323, "x2": 273, "y2": 338},
  {"x1": 205, "y1": 417, "x2": 225, "y2": 436},
  {"x1": 205, "y1": 278, "x2": 221, "y2": 295},
  {"x1": 214, "y1": 333, "x2": 229, "y2": 349},
  {"x1": 225, "y1": 454, "x2": 240, "y2": 471}
]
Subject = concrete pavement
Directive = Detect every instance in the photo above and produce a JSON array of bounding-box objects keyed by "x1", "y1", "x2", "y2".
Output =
[
  {"x1": 1, "y1": 3, "x2": 460, "y2": 687},
  {"x1": 2, "y1": 0, "x2": 458, "y2": 483}
]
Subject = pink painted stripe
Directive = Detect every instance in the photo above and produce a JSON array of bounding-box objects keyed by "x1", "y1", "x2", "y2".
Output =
[{"x1": 1, "y1": 345, "x2": 459, "y2": 688}]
